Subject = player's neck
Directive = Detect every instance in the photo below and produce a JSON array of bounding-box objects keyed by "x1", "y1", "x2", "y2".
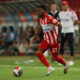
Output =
[
  {"x1": 63, "y1": 9, "x2": 67, "y2": 11},
  {"x1": 52, "y1": 10, "x2": 57, "y2": 13}
]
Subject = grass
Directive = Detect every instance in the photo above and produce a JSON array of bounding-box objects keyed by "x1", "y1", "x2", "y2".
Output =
[{"x1": 0, "y1": 56, "x2": 80, "y2": 80}]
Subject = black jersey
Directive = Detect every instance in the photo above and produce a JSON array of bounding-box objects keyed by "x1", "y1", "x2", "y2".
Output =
[{"x1": 49, "y1": 11, "x2": 60, "y2": 21}]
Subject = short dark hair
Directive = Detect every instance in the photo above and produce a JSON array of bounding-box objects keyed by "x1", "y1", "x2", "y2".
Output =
[
  {"x1": 37, "y1": 5, "x2": 46, "y2": 10},
  {"x1": 50, "y1": 3, "x2": 57, "y2": 6},
  {"x1": 10, "y1": 27, "x2": 14, "y2": 32}
]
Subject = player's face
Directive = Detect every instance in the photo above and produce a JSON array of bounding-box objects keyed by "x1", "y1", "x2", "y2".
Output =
[
  {"x1": 50, "y1": 4, "x2": 57, "y2": 11},
  {"x1": 37, "y1": 8, "x2": 45, "y2": 16},
  {"x1": 62, "y1": 4, "x2": 68, "y2": 10}
]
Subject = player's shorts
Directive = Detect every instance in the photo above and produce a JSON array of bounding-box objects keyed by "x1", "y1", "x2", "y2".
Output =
[{"x1": 38, "y1": 39, "x2": 60, "y2": 57}]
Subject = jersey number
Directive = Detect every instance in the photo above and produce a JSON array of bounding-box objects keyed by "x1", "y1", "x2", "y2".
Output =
[{"x1": 52, "y1": 48, "x2": 57, "y2": 53}]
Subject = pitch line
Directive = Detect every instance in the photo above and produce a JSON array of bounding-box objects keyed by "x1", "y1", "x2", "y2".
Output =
[{"x1": 0, "y1": 65, "x2": 80, "y2": 71}]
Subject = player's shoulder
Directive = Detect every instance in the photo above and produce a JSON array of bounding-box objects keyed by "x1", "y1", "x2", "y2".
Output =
[
  {"x1": 47, "y1": 14, "x2": 54, "y2": 19},
  {"x1": 45, "y1": 13, "x2": 51, "y2": 17},
  {"x1": 59, "y1": 10, "x2": 64, "y2": 15},
  {"x1": 68, "y1": 9, "x2": 74, "y2": 12},
  {"x1": 59, "y1": 10, "x2": 63, "y2": 13},
  {"x1": 68, "y1": 9, "x2": 75, "y2": 14},
  {"x1": 48, "y1": 14, "x2": 53, "y2": 18}
]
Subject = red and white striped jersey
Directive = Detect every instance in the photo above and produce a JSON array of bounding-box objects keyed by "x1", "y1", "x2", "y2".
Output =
[{"x1": 39, "y1": 13, "x2": 59, "y2": 44}]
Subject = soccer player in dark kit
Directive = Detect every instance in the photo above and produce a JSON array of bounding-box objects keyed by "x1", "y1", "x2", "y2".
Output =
[{"x1": 49, "y1": 3, "x2": 60, "y2": 62}]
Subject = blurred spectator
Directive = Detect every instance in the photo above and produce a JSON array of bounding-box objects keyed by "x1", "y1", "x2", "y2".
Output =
[
  {"x1": 16, "y1": 26, "x2": 24, "y2": 42},
  {"x1": 0, "y1": 25, "x2": 43, "y2": 55},
  {"x1": 25, "y1": 26, "x2": 35, "y2": 40},
  {"x1": 0, "y1": 26, "x2": 8, "y2": 49},
  {"x1": 7, "y1": 26, "x2": 15, "y2": 46}
]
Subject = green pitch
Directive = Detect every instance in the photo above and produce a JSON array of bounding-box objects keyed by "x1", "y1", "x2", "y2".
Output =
[{"x1": 0, "y1": 56, "x2": 80, "y2": 80}]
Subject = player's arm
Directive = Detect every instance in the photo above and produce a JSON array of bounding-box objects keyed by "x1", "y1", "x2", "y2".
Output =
[
  {"x1": 74, "y1": 20, "x2": 79, "y2": 25},
  {"x1": 33, "y1": 17, "x2": 42, "y2": 39},
  {"x1": 34, "y1": 26, "x2": 42, "y2": 38},
  {"x1": 57, "y1": 23, "x2": 62, "y2": 43},
  {"x1": 30, "y1": 26, "x2": 42, "y2": 43},
  {"x1": 31, "y1": 23, "x2": 42, "y2": 43},
  {"x1": 71, "y1": 11, "x2": 79, "y2": 25}
]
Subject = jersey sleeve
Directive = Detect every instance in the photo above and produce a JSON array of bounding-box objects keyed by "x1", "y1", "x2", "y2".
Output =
[
  {"x1": 71, "y1": 11, "x2": 78, "y2": 21},
  {"x1": 48, "y1": 15, "x2": 59, "y2": 26}
]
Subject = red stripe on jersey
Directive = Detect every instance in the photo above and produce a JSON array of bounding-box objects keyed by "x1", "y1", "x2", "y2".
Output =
[
  {"x1": 50, "y1": 30, "x2": 56, "y2": 44},
  {"x1": 54, "y1": 28, "x2": 58, "y2": 37},
  {"x1": 46, "y1": 31, "x2": 51, "y2": 44}
]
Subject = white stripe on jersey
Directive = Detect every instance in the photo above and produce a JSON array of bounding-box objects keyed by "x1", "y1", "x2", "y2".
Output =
[
  {"x1": 53, "y1": 31, "x2": 57, "y2": 43},
  {"x1": 45, "y1": 32, "x2": 49, "y2": 43},
  {"x1": 48, "y1": 31, "x2": 53, "y2": 44}
]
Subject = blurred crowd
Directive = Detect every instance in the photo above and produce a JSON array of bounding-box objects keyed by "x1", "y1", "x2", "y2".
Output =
[{"x1": 0, "y1": 26, "x2": 42, "y2": 55}]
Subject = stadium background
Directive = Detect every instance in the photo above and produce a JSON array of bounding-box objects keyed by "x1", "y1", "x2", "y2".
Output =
[{"x1": 0, "y1": 0, "x2": 80, "y2": 56}]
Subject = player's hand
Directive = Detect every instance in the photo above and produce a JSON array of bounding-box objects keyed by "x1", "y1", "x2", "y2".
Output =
[{"x1": 57, "y1": 37, "x2": 61, "y2": 43}]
